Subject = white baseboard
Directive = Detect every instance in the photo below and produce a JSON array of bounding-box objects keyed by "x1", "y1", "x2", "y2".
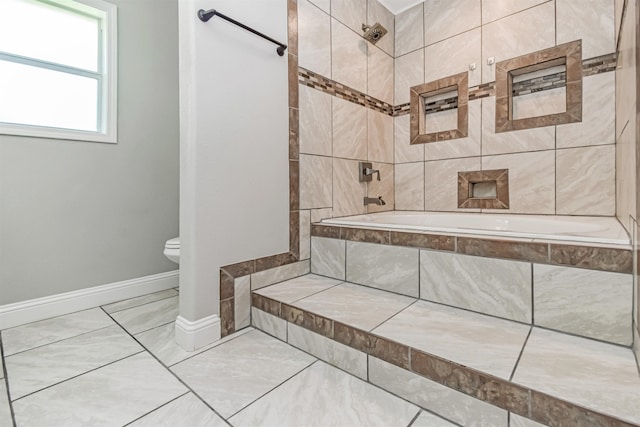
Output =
[
  {"x1": 0, "y1": 270, "x2": 179, "y2": 330},
  {"x1": 174, "y1": 314, "x2": 220, "y2": 351}
]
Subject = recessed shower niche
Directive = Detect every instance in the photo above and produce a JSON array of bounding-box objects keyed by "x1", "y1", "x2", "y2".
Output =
[{"x1": 410, "y1": 71, "x2": 468, "y2": 144}]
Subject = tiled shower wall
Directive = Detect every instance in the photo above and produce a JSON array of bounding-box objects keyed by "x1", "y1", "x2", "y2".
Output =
[{"x1": 394, "y1": 0, "x2": 617, "y2": 216}]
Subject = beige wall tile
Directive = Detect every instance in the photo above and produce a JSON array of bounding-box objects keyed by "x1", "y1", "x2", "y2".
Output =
[
  {"x1": 482, "y1": 2, "x2": 555, "y2": 83},
  {"x1": 615, "y1": 0, "x2": 636, "y2": 140},
  {"x1": 512, "y1": 87, "x2": 566, "y2": 120},
  {"x1": 299, "y1": 84, "x2": 332, "y2": 156},
  {"x1": 311, "y1": 208, "x2": 333, "y2": 223},
  {"x1": 556, "y1": 145, "x2": 615, "y2": 216},
  {"x1": 308, "y1": 0, "x2": 329, "y2": 13},
  {"x1": 251, "y1": 260, "x2": 311, "y2": 290},
  {"x1": 557, "y1": 0, "x2": 615, "y2": 59},
  {"x1": 424, "y1": 0, "x2": 481, "y2": 46},
  {"x1": 424, "y1": 157, "x2": 481, "y2": 212},
  {"x1": 299, "y1": 0, "x2": 331, "y2": 77},
  {"x1": 311, "y1": 236, "x2": 346, "y2": 280},
  {"x1": 425, "y1": 109, "x2": 458, "y2": 134},
  {"x1": 331, "y1": 18, "x2": 368, "y2": 94},
  {"x1": 395, "y1": 3, "x2": 424, "y2": 57},
  {"x1": 615, "y1": 0, "x2": 624, "y2": 43},
  {"x1": 367, "y1": 0, "x2": 395, "y2": 57},
  {"x1": 425, "y1": 99, "x2": 481, "y2": 161},
  {"x1": 616, "y1": 123, "x2": 636, "y2": 231},
  {"x1": 510, "y1": 414, "x2": 548, "y2": 427},
  {"x1": 234, "y1": 276, "x2": 251, "y2": 330},
  {"x1": 482, "y1": 151, "x2": 555, "y2": 214},
  {"x1": 332, "y1": 97, "x2": 367, "y2": 160},
  {"x1": 481, "y1": 0, "x2": 549, "y2": 24},
  {"x1": 300, "y1": 154, "x2": 332, "y2": 209},
  {"x1": 367, "y1": 162, "x2": 394, "y2": 213},
  {"x1": 367, "y1": 45, "x2": 394, "y2": 105},
  {"x1": 395, "y1": 162, "x2": 424, "y2": 210},
  {"x1": 368, "y1": 110, "x2": 394, "y2": 163},
  {"x1": 394, "y1": 49, "x2": 424, "y2": 105},
  {"x1": 333, "y1": 158, "x2": 367, "y2": 217},
  {"x1": 299, "y1": 210, "x2": 311, "y2": 260},
  {"x1": 331, "y1": 0, "x2": 366, "y2": 34},
  {"x1": 424, "y1": 28, "x2": 481, "y2": 87},
  {"x1": 395, "y1": 115, "x2": 424, "y2": 163}
]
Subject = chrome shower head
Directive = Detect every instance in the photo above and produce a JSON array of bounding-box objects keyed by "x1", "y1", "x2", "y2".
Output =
[{"x1": 361, "y1": 22, "x2": 387, "y2": 44}]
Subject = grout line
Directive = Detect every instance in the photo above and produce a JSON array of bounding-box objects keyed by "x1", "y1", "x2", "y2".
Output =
[
  {"x1": 406, "y1": 409, "x2": 422, "y2": 427},
  {"x1": 509, "y1": 325, "x2": 532, "y2": 381},
  {"x1": 121, "y1": 391, "x2": 191, "y2": 426},
  {"x1": 103, "y1": 291, "x2": 179, "y2": 315},
  {"x1": 167, "y1": 328, "x2": 256, "y2": 368},
  {"x1": 0, "y1": 332, "x2": 17, "y2": 427}
]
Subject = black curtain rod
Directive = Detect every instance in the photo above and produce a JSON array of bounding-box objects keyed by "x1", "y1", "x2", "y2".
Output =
[{"x1": 197, "y1": 9, "x2": 288, "y2": 57}]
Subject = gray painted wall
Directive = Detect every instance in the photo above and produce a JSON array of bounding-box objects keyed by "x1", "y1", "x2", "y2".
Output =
[{"x1": 0, "y1": 0, "x2": 180, "y2": 305}]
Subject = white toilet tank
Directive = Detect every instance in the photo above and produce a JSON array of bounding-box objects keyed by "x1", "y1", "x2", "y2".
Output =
[{"x1": 164, "y1": 237, "x2": 180, "y2": 264}]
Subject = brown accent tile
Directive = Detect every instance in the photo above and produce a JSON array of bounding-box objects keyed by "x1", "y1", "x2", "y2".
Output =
[
  {"x1": 410, "y1": 349, "x2": 529, "y2": 415},
  {"x1": 251, "y1": 293, "x2": 281, "y2": 317},
  {"x1": 334, "y1": 321, "x2": 372, "y2": 352},
  {"x1": 458, "y1": 169, "x2": 509, "y2": 209},
  {"x1": 220, "y1": 270, "x2": 235, "y2": 300},
  {"x1": 255, "y1": 252, "x2": 298, "y2": 273},
  {"x1": 282, "y1": 304, "x2": 334, "y2": 338},
  {"x1": 288, "y1": 54, "x2": 299, "y2": 110},
  {"x1": 340, "y1": 227, "x2": 390, "y2": 244},
  {"x1": 220, "y1": 298, "x2": 234, "y2": 338},
  {"x1": 287, "y1": 0, "x2": 298, "y2": 56},
  {"x1": 289, "y1": 108, "x2": 299, "y2": 160},
  {"x1": 222, "y1": 260, "x2": 255, "y2": 278},
  {"x1": 550, "y1": 244, "x2": 633, "y2": 273},
  {"x1": 530, "y1": 391, "x2": 637, "y2": 427},
  {"x1": 290, "y1": 159, "x2": 299, "y2": 211},
  {"x1": 334, "y1": 323, "x2": 409, "y2": 369},
  {"x1": 282, "y1": 303, "x2": 304, "y2": 324},
  {"x1": 289, "y1": 211, "x2": 300, "y2": 259},
  {"x1": 457, "y1": 237, "x2": 548, "y2": 263},
  {"x1": 390, "y1": 231, "x2": 455, "y2": 251},
  {"x1": 311, "y1": 224, "x2": 341, "y2": 239}
]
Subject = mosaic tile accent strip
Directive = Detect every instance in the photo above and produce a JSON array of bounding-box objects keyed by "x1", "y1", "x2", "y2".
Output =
[{"x1": 424, "y1": 96, "x2": 458, "y2": 115}]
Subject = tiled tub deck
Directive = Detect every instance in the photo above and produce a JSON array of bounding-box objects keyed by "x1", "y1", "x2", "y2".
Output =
[{"x1": 249, "y1": 223, "x2": 639, "y2": 427}]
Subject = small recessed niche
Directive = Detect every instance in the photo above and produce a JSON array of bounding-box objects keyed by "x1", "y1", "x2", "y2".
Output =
[
  {"x1": 512, "y1": 63, "x2": 567, "y2": 120},
  {"x1": 471, "y1": 181, "x2": 497, "y2": 199},
  {"x1": 458, "y1": 169, "x2": 509, "y2": 209}
]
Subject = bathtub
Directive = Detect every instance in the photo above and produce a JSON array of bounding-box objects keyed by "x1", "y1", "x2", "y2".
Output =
[{"x1": 321, "y1": 211, "x2": 630, "y2": 245}]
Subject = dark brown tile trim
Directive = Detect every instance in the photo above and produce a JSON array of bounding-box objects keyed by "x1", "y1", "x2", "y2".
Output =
[
  {"x1": 251, "y1": 300, "x2": 637, "y2": 427},
  {"x1": 457, "y1": 169, "x2": 509, "y2": 209},
  {"x1": 310, "y1": 225, "x2": 632, "y2": 273}
]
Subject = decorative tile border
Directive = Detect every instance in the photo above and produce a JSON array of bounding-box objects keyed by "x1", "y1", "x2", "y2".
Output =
[
  {"x1": 458, "y1": 169, "x2": 510, "y2": 209},
  {"x1": 251, "y1": 294, "x2": 638, "y2": 427},
  {"x1": 311, "y1": 224, "x2": 633, "y2": 274}
]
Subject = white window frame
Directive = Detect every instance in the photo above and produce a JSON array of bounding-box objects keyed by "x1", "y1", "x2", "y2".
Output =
[{"x1": 0, "y1": 0, "x2": 118, "y2": 143}]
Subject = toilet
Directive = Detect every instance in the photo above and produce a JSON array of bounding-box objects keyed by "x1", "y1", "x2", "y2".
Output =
[{"x1": 164, "y1": 237, "x2": 180, "y2": 264}]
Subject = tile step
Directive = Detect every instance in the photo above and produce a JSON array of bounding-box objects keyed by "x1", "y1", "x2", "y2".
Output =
[{"x1": 250, "y1": 274, "x2": 640, "y2": 427}]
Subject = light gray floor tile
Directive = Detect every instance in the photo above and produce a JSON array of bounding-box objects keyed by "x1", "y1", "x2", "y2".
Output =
[
  {"x1": 253, "y1": 274, "x2": 342, "y2": 303},
  {"x1": 512, "y1": 328, "x2": 640, "y2": 424},
  {"x1": 12, "y1": 352, "x2": 187, "y2": 427},
  {"x1": 171, "y1": 330, "x2": 315, "y2": 419},
  {"x1": 373, "y1": 300, "x2": 530, "y2": 379},
  {"x1": 102, "y1": 289, "x2": 178, "y2": 314},
  {"x1": 411, "y1": 411, "x2": 457, "y2": 427},
  {"x1": 0, "y1": 382, "x2": 11, "y2": 427},
  {"x1": 293, "y1": 283, "x2": 415, "y2": 331},
  {"x1": 2, "y1": 308, "x2": 114, "y2": 356},
  {"x1": 6, "y1": 325, "x2": 142, "y2": 399},
  {"x1": 128, "y1": 393, "x2": 227, "y2": 427},
  {"x1": 229, "y1": 361, "x2": 420, "y2": 426},
  {"x1": 135, "y1": 322, "x2": 254, "y2": 367},
  {"x1": 111, "y1": 296, "x2": 179, "y2": 335}
]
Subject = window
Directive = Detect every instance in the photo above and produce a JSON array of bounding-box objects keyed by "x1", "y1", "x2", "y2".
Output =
[{"x1": 0, "y1": 0, "x2": 117, "y2": 143}]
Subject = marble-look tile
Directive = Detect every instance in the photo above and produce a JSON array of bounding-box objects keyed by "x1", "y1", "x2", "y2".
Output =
[
  {"x1": 557, "y1": 73, "x2": 615, "y2": 149},
  {"x1": 481, "y1": 0, "x2": 548, "y2": 24},
  {"x1": 299, "y1": 84, "x2": 332, "y2": 156},
  {"x1": 367, "y1": 162, "x2": 394, "y2": 213},
  {"x1": 369, "y1": 356, "x2": 508, "y2": 426},
  {"x1": 0, "y1": 357, "x2": 3, "y2": 379},
  {"x1": 513, "y1": 328, "x2": 640, "y2": 424},
  {"x1": 424, "y1": 157, "x2": 481, "y2": 212},
  {"x1": 394, "y1": 49, "x2": 424, "y2": 105},
  {"x1": 332, "y1": 18, "x2": 367, "y2": 94},
  {"x1": 374, "y1": 300, "x2": 530, "y2": 379},
  {"x1": 395, "y1": 114, "x2": 424, "y2": 164},
  {"x1": 288, "y1": 323, "x2": 367, "y2": 379},
  {"x1": 308, "y1": 0, "x2": 329, "y2": 13},
  {"x1": 481, "y1": 97, "x2": 555, "y2": 155},
  {"x1": 395, "y1": 162, "x2": 424, "y2": 210},
  {"x1": 615, "y1": 0, "x2": 624, "y2": 43},
  {"x1": 251, "y1": 260, "x2": 310, "y2": 290},
  {"x1": 311, "y1": 236, "x2": 345, "y2": 280},
  {"x1": 347, "y1": 241, "x2": 419, "y2": 297},
  {"x1": 510, "y1": 414, "x2": 547, "y2": 427},
  {"x1": 102, "y1": 289, "x2": 178, "y2": 314},
  {"x1": 6, "y1": 325, "x2": 142, "y2": 399},
  {"x1": 294, "y1": 282, "x2": 415, "y2": 331},
  {"x1": 424, "y1": 28, "x2": 481, "y2": 87},
  {"x1": 331, "y1": 0, "x2": 366, "y2": 34},
  {"x1": 533, "y1": 264, "x2": 632, "y2": 345},
  {"x1": 333, "y1": 158, "x2": 367, "y2": 217},
  {"x1": 634, "y1": 326, "x2": 640, "y2": 373},
  {"x1": 368, "y1": 0, "x2": 394, "y2": 56},
  {"x1": 251, "y1": 307, "x2": 288, "y2": 341},
  {"x1": 229, "y1": 361, "x2": 419, "y2": 426},
  {"x1": 616, "y1": 122, "x2": 636, "y2": 232},
  {"x1": 367, "y1": 45, "x2": 393, "y2": 105},
  {"x1": 254, "y1": 274, "x2": 342, "y2": 303},
  {"x1": 129, "y1": 393, "x2": 227, "y2": 427},
  {"x1": 615, "y1": 0, "x2": 636, "y2": 140},
  {"x1": 482, "y1": 150, "x2": 555, "y2": 214},
  {"x1": 111, "y1": 296, "x2": 178, "y2": 335},
  {"x1": 556, "y1": 145, "x2": 615, "y2": 215},
  {"x1": 13, "y1": 352, "x2": 187, "y2": 427},
  {"x1": 395, "y1": 3, "x2": 423, "y2": 57},
  {"x1": 424, "y1": 99, "x2": 481, "y2": 161},
  {"x1": 172, "y1": 330, "x2": 314, "y2": 419},
  {"x1": 300, "y1": 154, "x2": 332, "y2": 209},
  {"x1": 311, "y1": 207, "x2": 333, "y2": 223},
  {"x1": 333, "y1": 97, "x2": 367, "y2": 160},
  {"x1": 368, "y1": 109, "x2": 393, "y2": 164},
  {"x1": 411, "y1": 411, "x2": 458, "y2": 427},
  {"x1": 512, "y1": 87, "x2": 566, "y2": 120},
  {"x1": 425, "y1": 109, "x2": 457, "y2": 134},
  {"x1": 424, "y1": 0, "x2": 480, "y2": 46},
  {"x1": 0, "y1": 383, "x2": 12, "y2": 427},
  {"x1": 300, "y1": 210, "x2": 311, "y2": 260},
  {"x1": 557, "y1": 0, "x2": 614, "y2": 59},
  {"x1": 2, "y1": 308, "x2": 114, "y2": 356},
  {"x1": 234, "y1": 275, "x2": 251, "y2": 329},
  {"x1": 482, "y1": 2, "x2": 555, "y2": 83},
  {"x1": 420, "y1": 250, "x2": 532, "y2": 322},
  {"x1": 298, "y1": 0, "x2": 331, "y2": 77}
]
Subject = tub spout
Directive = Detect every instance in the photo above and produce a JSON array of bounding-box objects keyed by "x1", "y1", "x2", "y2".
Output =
[{"x1": 364, "y1": 196, "x2": 386, "y2": 206}]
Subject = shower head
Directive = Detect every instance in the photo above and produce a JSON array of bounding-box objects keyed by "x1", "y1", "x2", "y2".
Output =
[{"x1": 361, "y1": 22, "x2": 388, "y2": 44}]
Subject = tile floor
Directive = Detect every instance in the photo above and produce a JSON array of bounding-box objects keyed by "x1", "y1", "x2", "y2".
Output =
[{"x1": 0, "y1": 288, "x2": 449, "y2": 427}]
